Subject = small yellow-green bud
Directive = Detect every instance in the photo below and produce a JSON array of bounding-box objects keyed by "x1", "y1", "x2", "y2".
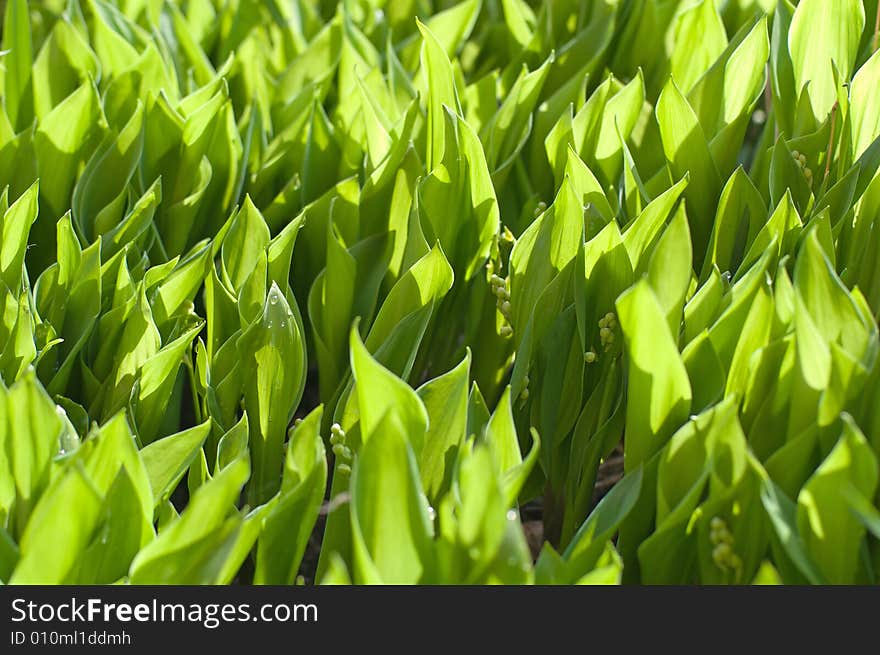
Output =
[
  {"x1": 713, "y1": 542, "x2": 732, "y2": 561},
  {"x1": 584, "y1": 350, "x2": 597, "y2": 364},
  {"x1": 500, "y1": 325, "x2": 513, "y2": 338},
  {"x1": 337, "y1": 463, "x2": 352, "y2": 475},
  {"x1": 490, "y1": 274, "x2": 505, "y2": 286},
  {"x1": 520, "y1": 388, "x2": 529, "y2": 401},
  {"x1": 500, "y1": 300, "x2": 511, "y2": 315}
]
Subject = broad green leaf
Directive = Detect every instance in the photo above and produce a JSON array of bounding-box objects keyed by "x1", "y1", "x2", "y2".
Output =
[
  {"x1": 34, "y1": 82, "x2": 104, "y2": 219},
  {"x1": 238, "y1": 283, "x2": 307, "y2": 504},
  {"x1": 417, "y1": 352, "x2": 470, "y2": 503},
  {"x1": 646, "y1": 204, "x2": 692, "y2": 334},
  {"x1": 141, "y1": 420, "x2": 212, "y2": 508},
  {"x1": 365, "y1": 242, "x2": 454, "y2": 352},
  {"x1": 849, "y1": 50, "x2": 880, "y2": 160},
  {"x1": 350, "y1": 412, "x2": 434, "y2": 584},
  {"x1": 255, "y1": 406, "x2": 327, "y2": 585},
  {"x1": 2, "y1": 0, "x2": 33, "y2": 131},
  {"x1": 789, "y1": 0, "x2": 864, "y2": 122},
  {"x1": 0, "y1": 181, "x2": 38, "y2": 293},
  {"x1": 656, "y1": 77, "x2": 720, "y2": 257},
  {"x1": 670, "y1": 0, "x2": 727, "y2": 95},
  {"x1": 10, "y1": 465, "x2": 103, "y2": 583},
  {"x1": 617, "y1": 281, "x2": 692, "y2": 471},
  {"x1": 72, "y1": 101, "x2": 144, "y2": 242},
  {"x1": 129, "y1": 457, "x2": 249, "y2": 584},
  {"x1": 418, "y1": 19, "x2": 462, "y2": 171},
  {"x1": 351, "y1": 322, "x2": 428, "y2": 451},
  {"x1": 796, "y1": 417, "x2": 878, "y2": 584}
]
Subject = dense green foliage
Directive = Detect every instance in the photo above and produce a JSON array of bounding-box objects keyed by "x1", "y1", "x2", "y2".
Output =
[{"x1": 1, "y1": 0, "x2": 879, "y2": 585}]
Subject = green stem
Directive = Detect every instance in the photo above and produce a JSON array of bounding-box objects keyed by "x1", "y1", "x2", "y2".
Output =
[{"x1": 824, "y1": 102, "x2": 838, "y2": 183}]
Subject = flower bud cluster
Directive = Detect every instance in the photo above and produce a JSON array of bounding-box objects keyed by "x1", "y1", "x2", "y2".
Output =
[
  {"x1": 329, "y1": 423, "x2": 352, "y2": 476},
  {"x1": 791, "y1": 150, "x2": 813, "y2": 184},
  {"x1": 598, "y1": 312, "x2": 617, "y2": 351},
  {"x1": 710, "y1": 516, "x2": 743, "y2": 574},
  {"x1": 490, "y1": 273, "x2": 513, "y2": 338}
]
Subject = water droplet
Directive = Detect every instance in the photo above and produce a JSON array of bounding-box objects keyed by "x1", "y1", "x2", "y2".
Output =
[
  {"x1": 269, "y1": 292, "x2": 280, "y2": 305},
  {"x1": 280, "y1": 320, "x2": 286, "y2": 328},
  {"x1": 427, "y1": 506, "x2": 436, "y2": 521},
  {"x1": 267, "y1": 321, "x2": 274, "y2": 329},
  {"x1": 506, "y1": 509, "x2": 518, "y2": 521}
]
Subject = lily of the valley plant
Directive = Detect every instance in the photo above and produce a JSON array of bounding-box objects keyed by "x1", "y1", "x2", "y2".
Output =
[{"x1": 1, "y1": 0, "x2": 880, "y2": 585}]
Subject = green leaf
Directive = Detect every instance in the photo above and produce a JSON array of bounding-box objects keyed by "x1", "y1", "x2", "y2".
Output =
[
  {"x1": 418, "y1": 109, "x2": 500, "y2": 280},
  {"x1": 509, "y1": 176, "x2": 582, "y2": 336},
  {"x1": 351, "y1": 321, "x2": 429, "y2": 451},
  {"x1": 656, "y1": 77, "x2": 720, "y2": 257},
  {"x1": 350, "y1": 411, "x2": 434, "y2": 584},
  {"x1": 849, "y1": 50, "x2": 880, "y2": 160},
  {"x1": 0, "y1": 181, "x2": 38, "y2": 293},
  {"x1": 255, "y1": 406, "x2": 327, "y2": 584},
  {"x1": 10, "y1": 464, "x2": 103, "y2": 584},
  {"x1": 646, "y1": 204, "x2": 692, "y2": 334},
  {"x1": 141, "y1": 420, "x2": 211, "y2": 509},
  {"x1": 563, "y1": 467, "x2": 643, "y2": 578},
  {"x1": 135, "y1": 322, "x2": 203, "y2": 444},
  {"x1": 3, "y1": 371, "x2": 64, "y2": 537},
  {"x1": 760, "y1": 478, "x2": 826, "y2": 584},
  {"x1": 72, "y1": 101, "x2": 145, "y2": 242},
  {"x1": 788, "y1": 0, "x2": 864, "y2": 122},
  {"x1": 418, "y1": 19, "x2": 462, "y2": 171},
  {"x1": 129, "y1": 457, "x2": 249, "y2": 584},
  {"x1": 670, "y1": 0, "x2": 727, "y2": 95},
  {"x1": 364, "y1": 242, "x2": 454, "y2": 353},
  {"x1": 416, "y1": 352, "x2": 470, "y2": 503},
  {"x1": 796, "y1": 417, "x2": 878, "y2": 583},
  {"x1": 622, "y1": 174, "x2": 689, "y2": 270},
  {"x1": 617, "y1": 281, "x2": 692, "y2": 471},
  {"x1": 238, "y1": 283, "x2": 307, "y2": 504},
  {"x1": 2, "y1": 0, "x2": 34, "y2": 132},
  {"x1": 34, "y1": 81, "x2": 105, "y2": 219}
]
